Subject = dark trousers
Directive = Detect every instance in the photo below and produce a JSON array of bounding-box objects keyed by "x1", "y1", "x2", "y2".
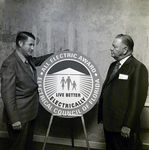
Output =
[
  {"x1": 104, "y1": 128, "x2": 142, "y2": 150},
  {"x1": 6, "y1": 119, "x2": 36, "y2": 150}
]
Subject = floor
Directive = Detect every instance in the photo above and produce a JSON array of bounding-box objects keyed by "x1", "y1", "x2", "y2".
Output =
[{"x1": 0, "y1": 138, "x2": 98, "y2": 150}]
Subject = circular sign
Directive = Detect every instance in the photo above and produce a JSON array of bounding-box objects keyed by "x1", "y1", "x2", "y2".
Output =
[{"x1": 37, "y1": 51, "x2": 101, "y2": 118}]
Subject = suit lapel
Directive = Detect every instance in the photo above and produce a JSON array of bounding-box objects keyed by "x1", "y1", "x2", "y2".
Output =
[
  {"x1": 105, "y1": 62, "x2": 117, "y2": 84},
  {"x1": 28, "y1": 59, "x2": 37, "y2": 81},
  {"x1": 107, "y1": 56, "x2": 133, "y2": 84},
  {"x1": 14, "y1": 51, "x2": 37, "y2": 83}
]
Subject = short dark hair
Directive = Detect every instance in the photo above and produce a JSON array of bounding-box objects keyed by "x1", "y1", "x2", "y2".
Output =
[
  {"x1": 16, "y1": 31, "x2": 35, "y2": 47},
  {"x1": 115, "y1": 34, "x2": 134, "y2": 51}
]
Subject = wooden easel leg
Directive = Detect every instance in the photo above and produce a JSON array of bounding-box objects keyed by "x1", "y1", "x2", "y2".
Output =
[
  {"x1": 42, "y1": 114, "x2": 54, "y2": 150},
  {"x1": 81, "y1": 115, "x2": 90, "y2": 150},
  {"x1": 70, "y1": 118, "x2": 74, "y2": 147}
]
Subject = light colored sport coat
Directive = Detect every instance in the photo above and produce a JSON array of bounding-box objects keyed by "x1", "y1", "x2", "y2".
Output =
[{"x1": 0, "y1": 50, "x2": 53, "y2": 124}]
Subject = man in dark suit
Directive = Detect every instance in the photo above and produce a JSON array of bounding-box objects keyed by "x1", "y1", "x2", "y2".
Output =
[
  {"x1": 0, "y1": 31, "x2": 53, "y2": 150},
  {"x1": 98, "y1": 34, "x2": 148, "y2": 150}
]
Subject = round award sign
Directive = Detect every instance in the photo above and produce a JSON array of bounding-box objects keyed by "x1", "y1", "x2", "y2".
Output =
[{"x1": 37, "y1": 51, "x2": 101, "y2": 118}]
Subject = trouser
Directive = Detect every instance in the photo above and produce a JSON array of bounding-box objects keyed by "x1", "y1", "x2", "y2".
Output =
[
  {"x1": 6, "y1": 119, "x2": 36, "y2": 150},
  {"x1": 104, "y1": 128, "x2": 142, "y2": 150}
]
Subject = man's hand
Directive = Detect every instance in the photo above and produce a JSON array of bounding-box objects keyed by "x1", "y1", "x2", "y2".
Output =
[
  {"x1": 12, "y1": 121, "x2": 22, "y2": 130},
  {"x1": 121, "y1": 126, "x2": 131, "y2": 138}
]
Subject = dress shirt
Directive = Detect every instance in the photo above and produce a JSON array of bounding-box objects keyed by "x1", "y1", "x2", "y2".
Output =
[
  {"x1": 119, "y1": 55, "x2": 131, "y2": 68},
  {"x1": 16, "y1": 50, "x2": 26, "y2": 63},
  {"x1": 16, "y1": 50, "x2": 33, "y2": 73}
]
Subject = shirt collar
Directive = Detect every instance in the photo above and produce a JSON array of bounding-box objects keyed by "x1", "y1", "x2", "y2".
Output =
[
  {"x1": 16, "y1": 50, "x2": 27, "y2": 63},
  {"x1": 119, "y1": 55, "x2": 131, "y2": 68}
]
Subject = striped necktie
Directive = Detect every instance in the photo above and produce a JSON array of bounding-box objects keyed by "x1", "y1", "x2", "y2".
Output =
[
  {"x1": 110, "y1": 62, "x2": 120, "y2": 79},
  {"x1": 25, "y1": 60, "x2": 33, "y2": 75}
]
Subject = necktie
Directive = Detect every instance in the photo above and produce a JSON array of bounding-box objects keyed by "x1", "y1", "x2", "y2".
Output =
[
  {"x1": 110, "y1": 62, "x2": 120, "y2": 79},
  {"x1": 25, "y1": 60, "x2": 33, "y2": 75}
]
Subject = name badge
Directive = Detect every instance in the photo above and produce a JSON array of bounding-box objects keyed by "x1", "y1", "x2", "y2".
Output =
[{"x1": 118, "y1": 74, "x2": 128, "y2": 80}]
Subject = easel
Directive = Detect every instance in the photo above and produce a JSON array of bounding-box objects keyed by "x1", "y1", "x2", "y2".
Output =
[{"x1": 42, "y1": 114, "x2": 90, "y2": 150}]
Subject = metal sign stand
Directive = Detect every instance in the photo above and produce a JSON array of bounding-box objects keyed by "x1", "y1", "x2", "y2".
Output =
[{"x1": 42, "y1": 114, "x2": 90, "y2": 150}]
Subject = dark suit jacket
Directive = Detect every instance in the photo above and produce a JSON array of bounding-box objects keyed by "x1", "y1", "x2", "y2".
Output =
[
  {"x1": 0, "y1": 50, "x2": 53, "y2": 124},
  {"x1": 98, "y1": 56, "x2": 148, "y2": 132}
]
